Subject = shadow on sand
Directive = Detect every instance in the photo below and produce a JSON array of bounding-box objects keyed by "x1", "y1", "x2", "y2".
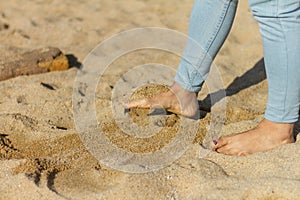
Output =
[{"x1": 199, "y1": 58, "x2": 266, "y2": 112}]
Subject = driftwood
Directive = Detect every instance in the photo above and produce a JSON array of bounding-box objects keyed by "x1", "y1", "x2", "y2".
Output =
[{"x1": 0, "y1": 47, "x2": 69, "y2": 81}]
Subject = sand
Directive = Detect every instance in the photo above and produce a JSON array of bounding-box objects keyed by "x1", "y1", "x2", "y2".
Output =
[{"x1": 1, "y1": 0, "x2": 300, "y2": 199}]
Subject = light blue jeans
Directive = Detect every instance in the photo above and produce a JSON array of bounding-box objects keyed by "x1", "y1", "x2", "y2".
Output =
[{"x1": 174, "y1": 0, "x2": 300, "y2": 123}]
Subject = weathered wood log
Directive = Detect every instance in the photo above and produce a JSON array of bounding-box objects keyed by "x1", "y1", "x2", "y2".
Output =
[{"x1": 0, "y1": 47, "x2": 69, "y2": 81}]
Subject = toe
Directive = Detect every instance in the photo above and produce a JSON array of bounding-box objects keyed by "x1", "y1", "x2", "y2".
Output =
[
  {"x1": 216, "y1": 146, "x2": 235, "y2": 156},
  {"x1": 212, "y1": 138, "x2": 228, "y2": 151},
  {"x1": 216, "y1": 146, "x2": 248, "y2": 156},
  {"x1": 123, "y1": 99, "x2": 150, "y2": 109}
]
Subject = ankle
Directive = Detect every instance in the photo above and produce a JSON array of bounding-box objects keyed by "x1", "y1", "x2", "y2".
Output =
[
  {"x1": 171, "y1": 82, "x2": 197, "y2": 96},
  {"x1": 260, "y1": 118, "x2": 294, "y2": 131},
  {"x1": 259, "y1": 119, "x2": 294, "y2": 141}
]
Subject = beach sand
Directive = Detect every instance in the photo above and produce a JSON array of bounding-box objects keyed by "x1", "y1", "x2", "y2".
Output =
[{"x1": 1, "y1": 0, "x2": 300, "y2": 199}]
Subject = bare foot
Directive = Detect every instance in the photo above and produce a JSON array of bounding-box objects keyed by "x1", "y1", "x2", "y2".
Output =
[
  {"x1": 124, "y1": 82, "x2": 199, "y2": 118},
  {"x1": 213, "y1": 119, "x2": 295, "y2": 156}
]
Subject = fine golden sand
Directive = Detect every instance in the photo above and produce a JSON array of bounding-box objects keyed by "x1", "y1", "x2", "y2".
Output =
[{"x1": 0, "y1": 0, "x2": 300, "y2": 199}]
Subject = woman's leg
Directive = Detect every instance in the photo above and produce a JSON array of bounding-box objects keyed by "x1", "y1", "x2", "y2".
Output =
[
  {"x1": 252, "y1": 0, "x2": 300, "y2": 123},
  {"x1": 214, "y1": 0, "x2": 300, "y2": 155},
  {"x1": 126, "y1": 0, "x2": 238, "y2": 117},
  {"x1": 174, "y1": 0, "x2": 238, "y2": 92}
]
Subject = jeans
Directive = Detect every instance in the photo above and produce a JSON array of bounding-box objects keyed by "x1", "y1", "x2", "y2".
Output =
[{"x1": 174, "y1": 0, "x2": 300, "y2": 123}]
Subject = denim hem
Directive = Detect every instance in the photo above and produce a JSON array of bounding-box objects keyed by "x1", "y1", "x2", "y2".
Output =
[
  {"x1": 264, "y1": 114, "x2": 298, "y2": 123},
  {"x1": 265, "y1": 105, "x2": 299, "y2": 123},
  {"x1": 173, "y1": 76, "x2": 202, "y2": 92}
]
